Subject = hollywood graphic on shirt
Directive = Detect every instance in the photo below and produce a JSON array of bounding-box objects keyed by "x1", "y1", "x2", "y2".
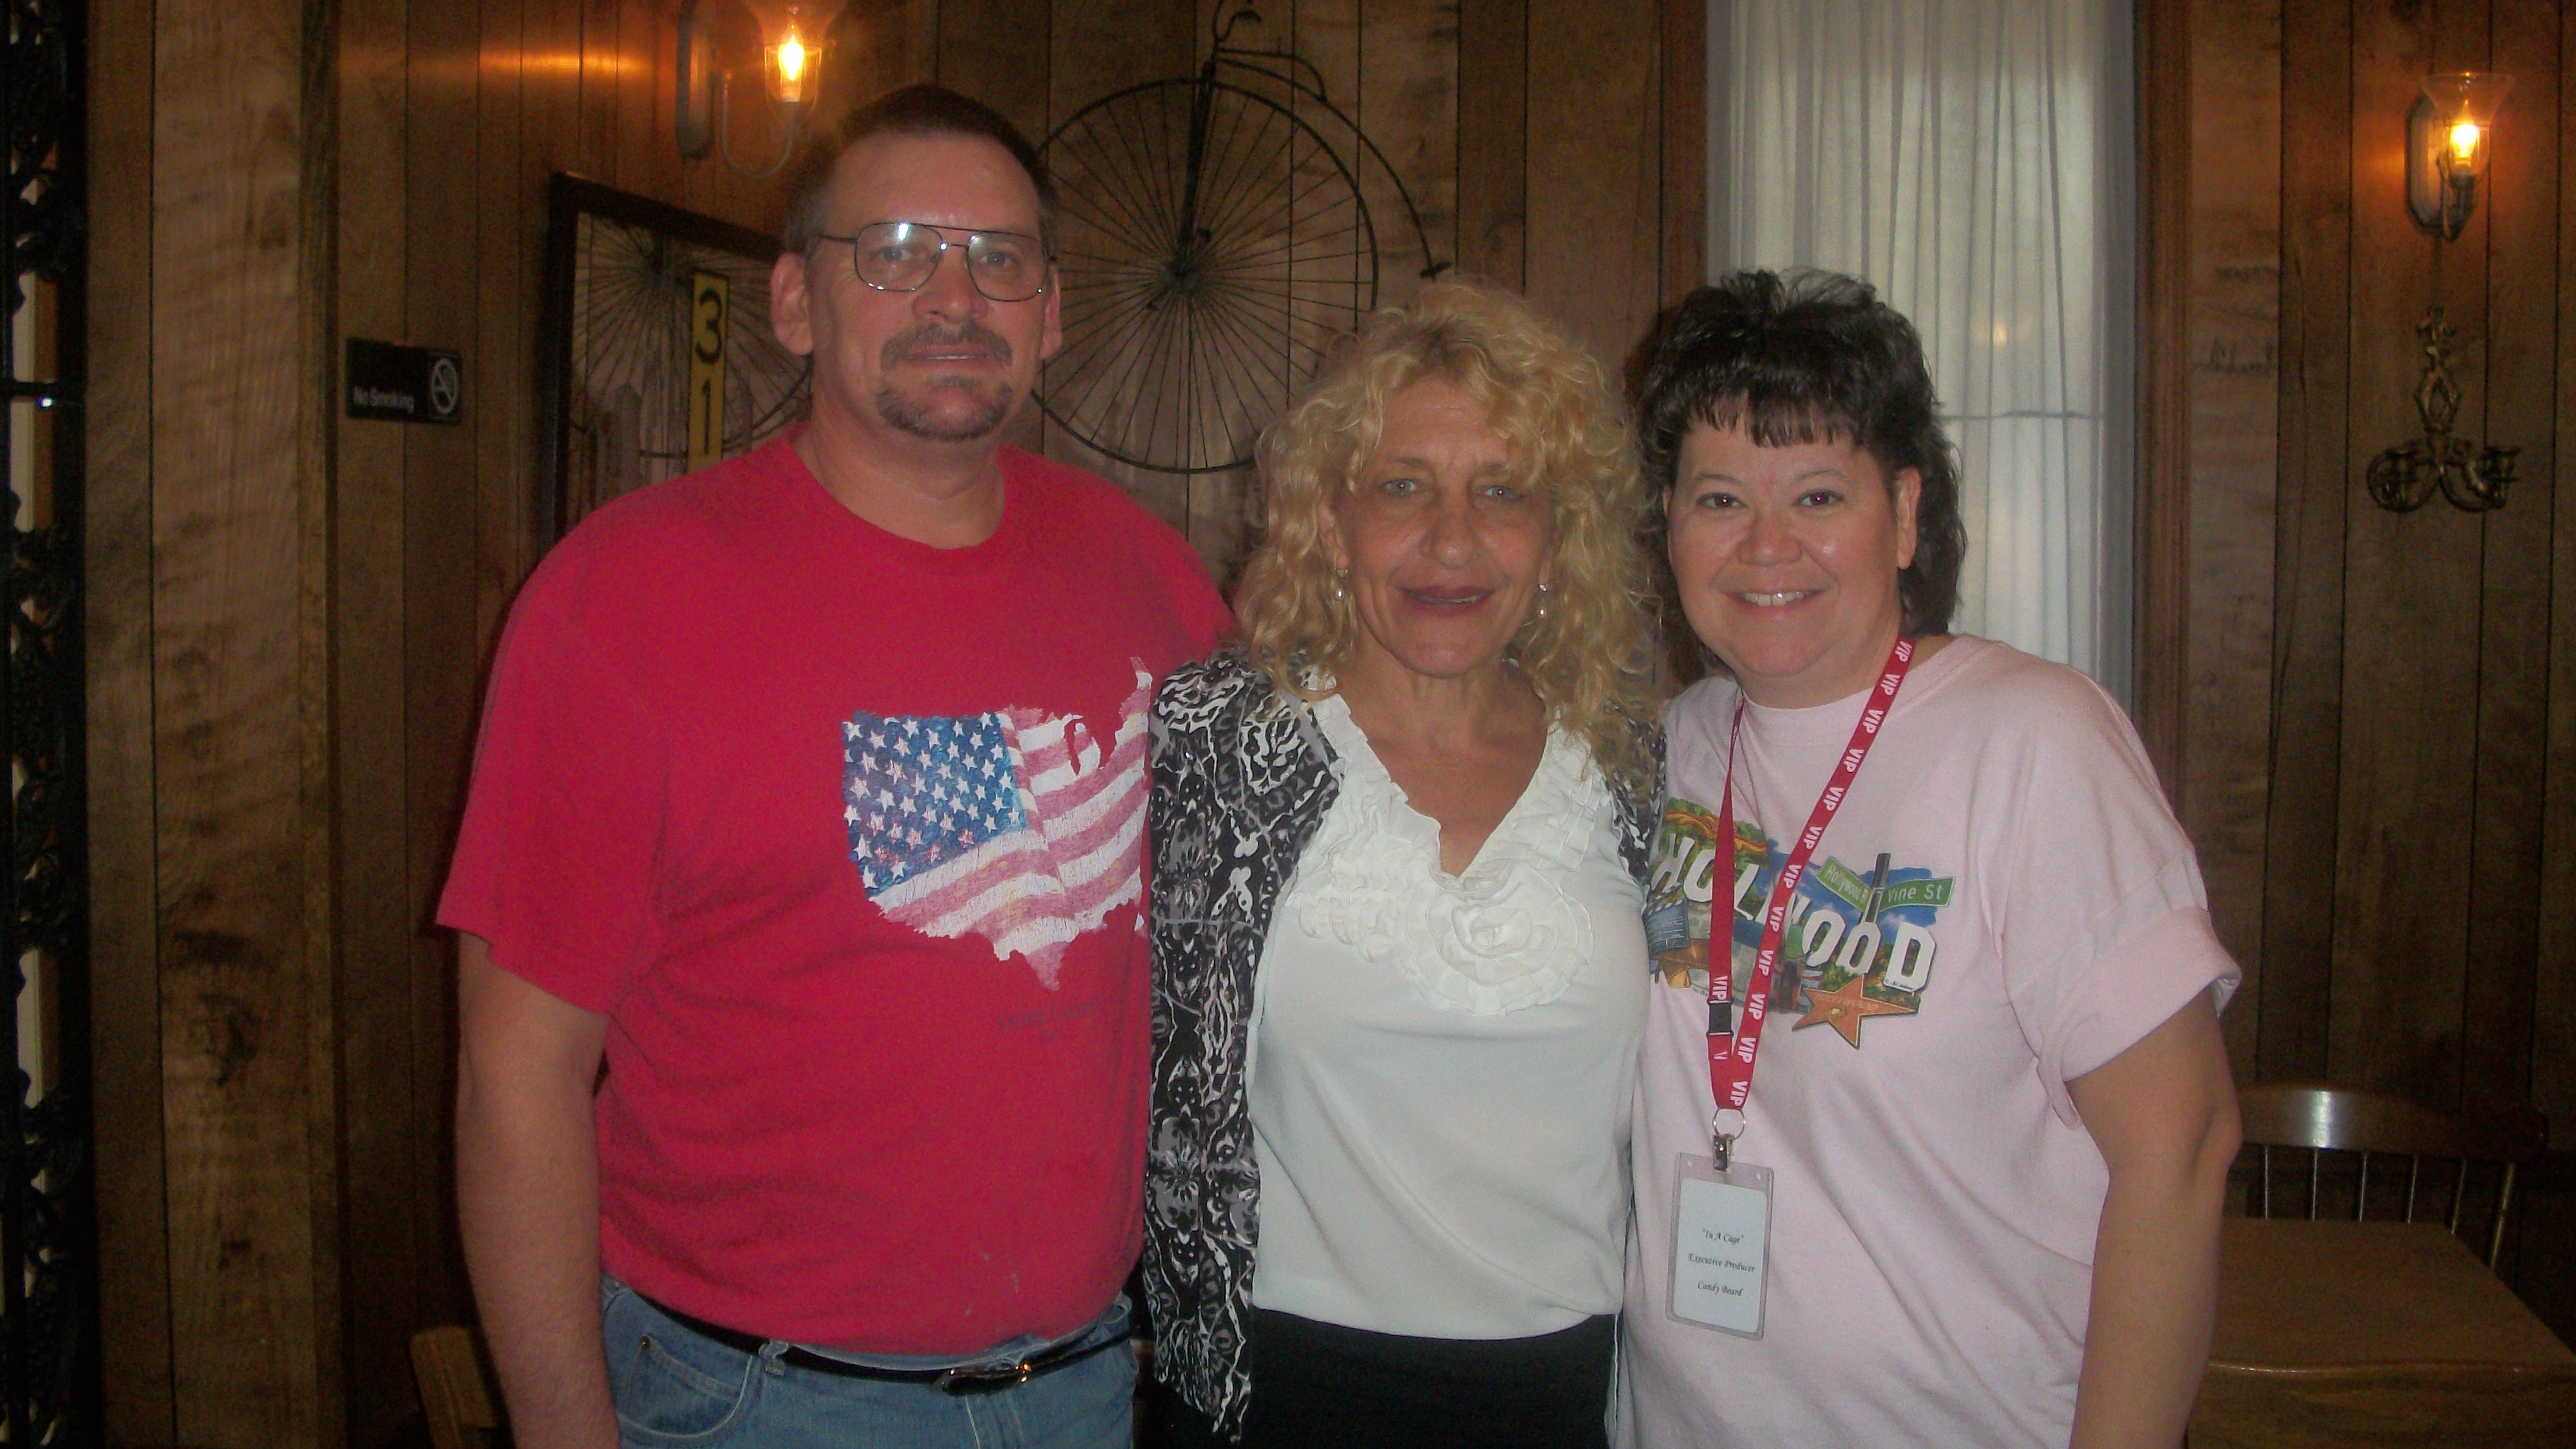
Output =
[
  {"x1": 839, "y1": 665, "x2": 1152, "y2": 989},
  {"x1": 1643, "y1": 797, "x2": 1953, "y2": 1046}
]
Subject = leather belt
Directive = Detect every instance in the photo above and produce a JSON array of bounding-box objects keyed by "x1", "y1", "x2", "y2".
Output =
[{"x1": 636, "y1": 1294, "x2": 1130, "y2": 1396}]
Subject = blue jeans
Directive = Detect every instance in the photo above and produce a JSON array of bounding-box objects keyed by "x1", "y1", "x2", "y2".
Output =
[{"x1": 600, "y1": 1276, "x2": 1137, "y2": 1449}]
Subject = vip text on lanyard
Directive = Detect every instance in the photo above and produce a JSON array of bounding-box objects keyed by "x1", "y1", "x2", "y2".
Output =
[{"x1": 1707, "y1": 636, "x2": 1915, "y2": 1168}]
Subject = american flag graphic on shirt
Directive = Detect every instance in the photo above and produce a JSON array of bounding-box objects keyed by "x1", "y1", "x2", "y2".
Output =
[{"x1": 840, "y1": 664, "x2": 1152, "y2": 989}]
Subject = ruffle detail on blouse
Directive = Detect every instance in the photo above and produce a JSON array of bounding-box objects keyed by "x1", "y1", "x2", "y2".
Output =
[{"x1": 1290, "y1": 694, "x2": 1610, "y2": 1016}]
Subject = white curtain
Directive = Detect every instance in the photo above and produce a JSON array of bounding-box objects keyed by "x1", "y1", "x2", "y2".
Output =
[{"x1": 1708, "y1": 0, "x2": 2134, "y2": 696}]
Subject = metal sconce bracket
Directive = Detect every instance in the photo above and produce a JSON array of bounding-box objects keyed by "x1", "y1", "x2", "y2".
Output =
[
  {"x1": 2372, "y1": 70, "x2": 2515, "y2": 514},
  {"x1": 2365, "y1": 305, "x2": 2516, "y2": 513},
  {"x1": 2406, "y1": 95, "x2": 2479, "y2": 241},
  {"x1": 676, "y1": 0, "x2": 833, "y2": 178}
]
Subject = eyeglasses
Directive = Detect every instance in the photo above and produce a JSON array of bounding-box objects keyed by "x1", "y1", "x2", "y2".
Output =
[{"x1": 815, "y1": 220, "x2": 1053, "y2": 303}]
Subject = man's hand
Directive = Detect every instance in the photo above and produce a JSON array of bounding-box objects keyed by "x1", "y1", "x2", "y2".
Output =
[
  {"x1": 2067, "y1": 990, "x2": 2241, "y2": 1449},
  {"x1": 455, "y1": 933, "x2": 618, "y2": 1449}
]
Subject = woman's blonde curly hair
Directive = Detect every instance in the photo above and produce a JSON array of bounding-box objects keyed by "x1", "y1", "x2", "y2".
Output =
[{"x1": 1233, "y1": 279, "x2": 1662, "y2": 795}]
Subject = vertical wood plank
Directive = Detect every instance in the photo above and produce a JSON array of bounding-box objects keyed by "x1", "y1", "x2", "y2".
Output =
[
  {"x1": 935, "y1": 0, "x2": 1051, "y2": 462},
  {"x1": 2259, "y1": 0, "x2": 2352, "y2": 1083},
  {"x1": 1354, "y1": 0, "x2": 1458, "y2": 310},
  {"x1": 581, "y1": 0, "x2": 623, "y2": 180},
  {"x1": 395, "y1": 0, "x2": 516, "y2": 1372},
  {"x1": 1658, "y1": 0, "x2": 1703, "y2": 308},
  {"x1": 611, "y1": 0, "x2": 683, "y2": 205},
  {"x1": 2135, "y1": 0, "x2": 2192, "y2": 799},
  {"x1": 1269, "y1": 0, "x2": 1375, "y2": 573},
  {"x1": 1041, "y1": 0, "x2": 1197, "y2": 532},
  {"x1": 1523, "y1": 0, "x2": 1658, "y2": 373},
  {"x1": 396, "y1": 0, "x2": 502, "y2": 1357},
  {"x1": 85, "y1": 0, "x2": 174, "y2": 1433},
  {"x1": 936, "y1": 0, "x2": 1052, "y2": 140},
  {"x1": 2461, "y1": 0, "x2": 2559, "y2": 1113},
  {"x1": 151, "y1": 0, "x2": 325, "y2": 1440},
  {"x1": 293, "y1": 3, "x2": 346, "y2": 1434},
  {"x1": 2181, "y1": 0, "x2": 2282, "y2": 1077},
  {"x1": 913, "y1": 0, "x2": 942, "y2": 86},
  {"x1": 1452, "y1": 0, "x2": 1524, "y2": 288},
  {"x1": 334, "y1": 0, "x2": 419, "y2": 1440},
  {"x1": 826, "y1": 0, "x2": 918, "y2": 109},
  {"x1": 2533, "y1": 0, "x2": 2576, "y2": 1139},
  {"x1": 2329, "y1": 0, "x2": 2484, "y2": 1108},
  {"x1": 512, "y1": 0, "x2": 584, "y2": 637},
  {"x1": 1151, "y1": 0, "x2": 1267, "y2": 577}
]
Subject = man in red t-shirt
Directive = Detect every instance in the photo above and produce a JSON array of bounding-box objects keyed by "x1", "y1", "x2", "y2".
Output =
[{"x1": 445, "y1": 84, "x2": 1227, "y2": 1449}]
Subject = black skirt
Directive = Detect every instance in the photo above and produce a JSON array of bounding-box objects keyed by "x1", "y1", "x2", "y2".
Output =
[{"x1": 1153, "y1": 1308, "x2": 1615, "y2": 1449}]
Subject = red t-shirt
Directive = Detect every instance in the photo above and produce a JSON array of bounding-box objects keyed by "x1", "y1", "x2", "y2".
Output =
[{"x1": 438, "y1": 439, "x2": 1230, "y2": 1353}]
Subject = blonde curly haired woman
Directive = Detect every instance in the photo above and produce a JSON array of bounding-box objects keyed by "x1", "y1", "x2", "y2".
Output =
[{"x1": 1141, "y1": 282, "x2": 1663, "y2": 1449}]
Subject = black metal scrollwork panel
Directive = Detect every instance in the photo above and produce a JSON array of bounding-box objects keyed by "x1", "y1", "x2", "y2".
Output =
[
  {"x1": 3, "y1": 0, "x2": 94, "y2": 1443},
  {"x1": 4, "y1": 0, "x2": 77, "y2": 312}
]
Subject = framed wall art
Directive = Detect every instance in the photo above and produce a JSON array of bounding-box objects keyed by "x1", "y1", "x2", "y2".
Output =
[{"x1": 536, "y1": 174, "x2": 812, "y2": 545}]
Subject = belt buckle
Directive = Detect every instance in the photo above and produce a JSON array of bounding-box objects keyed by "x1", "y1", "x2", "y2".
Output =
[{"x1": 936, "y1": 1359, "x2": 1034, "y2": 1396}]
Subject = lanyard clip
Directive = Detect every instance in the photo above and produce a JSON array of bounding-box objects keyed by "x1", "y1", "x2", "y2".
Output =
[{"x1": 1710, "y1": 1108, "x2": 1746, "y2": 1173}]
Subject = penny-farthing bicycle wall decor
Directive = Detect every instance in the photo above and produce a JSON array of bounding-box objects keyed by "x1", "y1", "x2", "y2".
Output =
[{"x1": 1037, "y1": 3, "x2": 1450, "y2": 478}]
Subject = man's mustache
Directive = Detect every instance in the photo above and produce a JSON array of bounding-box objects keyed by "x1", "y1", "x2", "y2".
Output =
[{"x1": 882, "y1": 323, "x2": 1014, "y2": 368}]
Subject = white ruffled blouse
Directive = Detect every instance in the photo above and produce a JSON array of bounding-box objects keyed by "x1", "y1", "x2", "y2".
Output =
[{"x1": 1245, "y1": 694, "x2": 1649, "y2": 1338}]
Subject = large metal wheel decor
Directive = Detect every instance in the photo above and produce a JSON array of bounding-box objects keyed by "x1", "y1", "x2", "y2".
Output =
[{"x1": 1039, "y1": 5, "x2": 1447, "y2": 475}]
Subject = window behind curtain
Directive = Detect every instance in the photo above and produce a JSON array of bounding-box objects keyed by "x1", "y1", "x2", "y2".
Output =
[{"x1": 1708, "y1": 0, "x2": 2136, "y2": 698}]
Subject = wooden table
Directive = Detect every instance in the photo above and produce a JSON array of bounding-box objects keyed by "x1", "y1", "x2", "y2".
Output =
[{"x1": 2189, "y1": 1217, "x2": 2576, "y2": 1448}]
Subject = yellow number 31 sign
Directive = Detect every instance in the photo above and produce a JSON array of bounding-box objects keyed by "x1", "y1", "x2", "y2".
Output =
[{"x1": 688, "y1": 271, "x2": 728, "y2": 471}]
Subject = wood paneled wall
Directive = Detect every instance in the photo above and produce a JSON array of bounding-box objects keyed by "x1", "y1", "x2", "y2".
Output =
[
  {"x1": 90, "y1": 0, "x2": 341, "y2": 1441},
  {"x1": 89, "y1": 1, "x2": 1703, "y2": 1443},
  {"x1": 93, "y1": 1, "x2": 811, "y2": 1444},
  {"x1": 2145, "y1": 0, "x2": 2576, "y2": 1336}
]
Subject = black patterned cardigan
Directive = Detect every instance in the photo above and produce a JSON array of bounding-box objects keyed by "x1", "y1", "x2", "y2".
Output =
[{"x1": 1141, "y1": 651, "x2": 1662, "y2": 1437}]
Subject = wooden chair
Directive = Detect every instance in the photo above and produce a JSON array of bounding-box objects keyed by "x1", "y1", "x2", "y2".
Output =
[
  {"x1": 2235, "y1": 1081, "x2": 2547, "y2": 1268},
  {"x1": 412, "y1": 1325, "x2": 506, "y2": 1449}
]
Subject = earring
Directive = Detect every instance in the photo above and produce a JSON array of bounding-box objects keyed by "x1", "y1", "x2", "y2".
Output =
[
  {"x1": 1332, "y1": 568, "x2": 1349, "y2": 601},
  {"x1": 1534, "y1": 580, "x2": 1551, "y2": 621}
]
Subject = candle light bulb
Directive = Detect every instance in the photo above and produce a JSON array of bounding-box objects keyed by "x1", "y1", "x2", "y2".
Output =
[
  {"x1": 2450, "y1": 120, "x2": 2480, "y2": 162},
  {"x1": 764, "y1": 11, "x2": 817, "y2": 106}
]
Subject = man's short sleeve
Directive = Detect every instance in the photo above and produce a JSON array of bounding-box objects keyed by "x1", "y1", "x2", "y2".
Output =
[
  {"x1": 1989, "y1": 672, "x2": 2241, "y2": 1125},
  {"x1": 437, "y1": 560, "x2": 669, "y2": 1015}
]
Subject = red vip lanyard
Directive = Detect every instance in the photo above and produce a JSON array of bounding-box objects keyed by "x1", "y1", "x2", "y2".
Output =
[{"x1": 1707, "y1": 635, "x2": 1914, "y2": 1168}]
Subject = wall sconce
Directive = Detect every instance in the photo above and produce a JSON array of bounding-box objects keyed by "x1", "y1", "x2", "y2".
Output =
[
  {"x1": 2407, "y1": 73, "x2": 2512, "y2": 240},
  {"x1": 677, "y1": 1, "x2": 844, "y2": 177},
  {"x1": 2370, "y1": 72, "x2": 2516, "y2": 513}
]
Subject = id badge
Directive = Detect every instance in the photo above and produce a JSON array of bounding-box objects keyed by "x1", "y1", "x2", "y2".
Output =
[{"x1": 1667, "y1": 1154, "x2": 1772, "y2": 1339}]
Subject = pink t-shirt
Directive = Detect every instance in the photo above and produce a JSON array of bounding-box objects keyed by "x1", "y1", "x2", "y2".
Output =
[
  {"x1": 1620, "y1": 637, "x2": 2239, "y2": 1448},
  {"x1": 439, "y1": 438, "x2": 1229, "y2": 1354}
]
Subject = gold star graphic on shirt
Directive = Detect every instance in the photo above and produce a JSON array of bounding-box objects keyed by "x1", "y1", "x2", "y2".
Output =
[{"x1": 1792, "y1": 974, "x2": 1916, "y2": 1048}]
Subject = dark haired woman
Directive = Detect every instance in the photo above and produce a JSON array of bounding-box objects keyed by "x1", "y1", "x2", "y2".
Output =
[{"x1": 1618, "y1": 270, "x2": 2241, "y2": 1449}]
